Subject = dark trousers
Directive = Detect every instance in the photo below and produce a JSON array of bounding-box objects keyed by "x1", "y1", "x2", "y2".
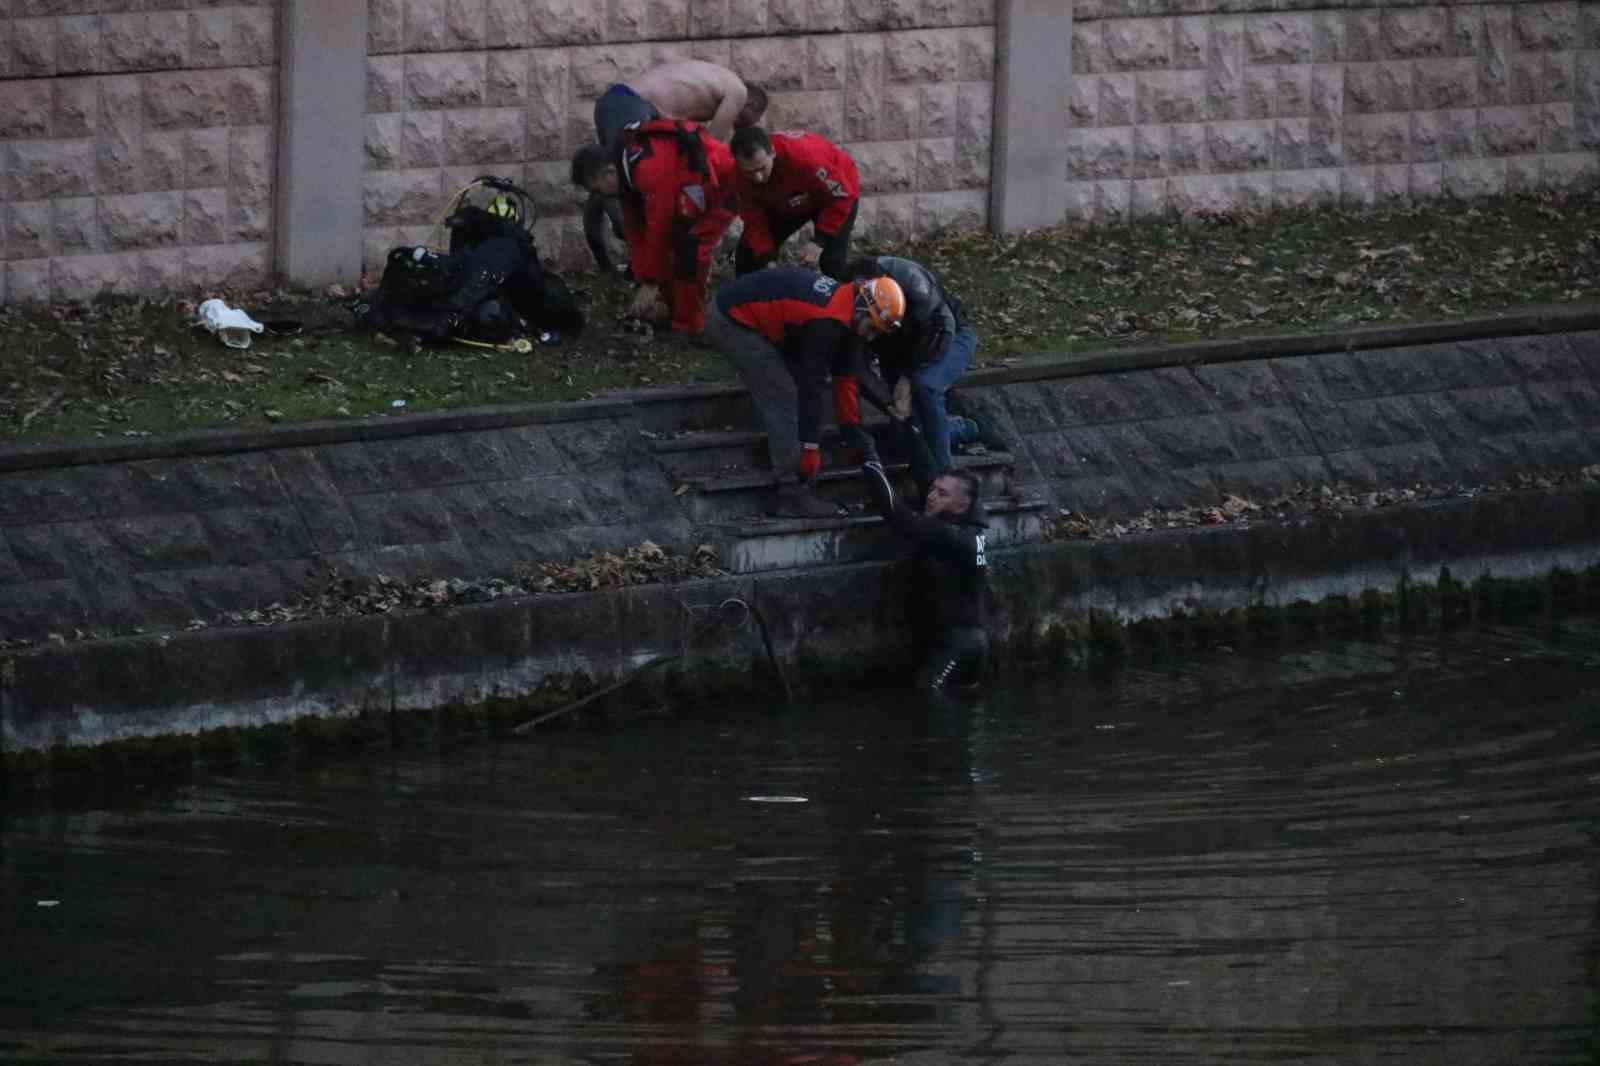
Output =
[
  {"x1": 735, "y1": 201, "x2": 858, "y2": 281},
  {"x1": 702, "y1": 302, "x2": 800, "y2": 476}
]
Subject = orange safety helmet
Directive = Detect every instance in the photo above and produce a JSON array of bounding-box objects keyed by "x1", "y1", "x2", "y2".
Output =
[{"x1": 855, "y1": 276, "x2": 905, "y2": 332}]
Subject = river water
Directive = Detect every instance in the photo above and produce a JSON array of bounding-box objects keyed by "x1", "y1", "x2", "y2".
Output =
[{"x1": 4, "y1": 622, "x2": 1599, "y2": 1065}]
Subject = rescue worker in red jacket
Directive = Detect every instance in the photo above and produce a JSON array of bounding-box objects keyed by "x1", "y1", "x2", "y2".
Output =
[
  {"x1": 729, "y1": 127, "x2": 860, "y2": 281},
  {"x1": 703, "y1": 268, "x2": 905, "y2": 517},
  {"x1": 570, "y1": 118, "x2": 736, "y2": 335}
]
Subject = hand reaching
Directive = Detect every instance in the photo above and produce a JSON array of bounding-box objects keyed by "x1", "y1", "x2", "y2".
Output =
[
  {"x1": 626, "y1": 283, "x2": 668, "y2": 323},
  {"x1": 892, "y1": 376, "x2": 914, "y2": 421}
]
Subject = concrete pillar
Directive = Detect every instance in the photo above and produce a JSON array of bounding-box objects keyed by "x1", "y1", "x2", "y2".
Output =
[
  {"x1": 990, "y1": 0, "x2": 1073, "y2": 233},
  {"x1": 275, "y1": 0, "x2": 368, "y2": 286}
]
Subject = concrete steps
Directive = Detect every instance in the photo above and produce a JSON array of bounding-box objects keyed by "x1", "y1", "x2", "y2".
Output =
[
  {"x1": 709, "y1": 496, "x2": 1049, "y2": 574},
  {"x1": 656, "y1": 434, "x2": 1018, "y2": 521},
  {"x1": 648, "y1": 425, "x2": 1046, "y2": 574}
]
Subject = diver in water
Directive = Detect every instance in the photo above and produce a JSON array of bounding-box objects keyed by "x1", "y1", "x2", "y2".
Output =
[{"x1": 860, "y1": 427, "x2": 990, "y2": 693}]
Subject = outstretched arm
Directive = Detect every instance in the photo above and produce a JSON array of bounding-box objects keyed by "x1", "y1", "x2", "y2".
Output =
[
  {"x1": 861, "y1": 459, "x2": 977, "y2": 563},
  {"x1": 856, "y1": 363, "x2": 939, "y2": 494}
]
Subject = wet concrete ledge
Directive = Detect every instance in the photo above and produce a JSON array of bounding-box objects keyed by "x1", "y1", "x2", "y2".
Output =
[{"x1": 5, "y1": 483, "x2": 1600, "y2": 754}]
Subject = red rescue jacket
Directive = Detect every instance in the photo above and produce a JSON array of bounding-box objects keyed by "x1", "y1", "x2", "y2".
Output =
[
  {"x1": 736, "y1": 131, "x2": 859, "y2": 260},
  {"x1": 715, "y1": 267, "x2": 867, "y2": 445},
  {"x1": 616, "y1": 119, "x2": 736, "y2": 288}
]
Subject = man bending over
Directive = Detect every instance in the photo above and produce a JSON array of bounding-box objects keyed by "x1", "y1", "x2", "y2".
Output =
[{"x1": 584, "y1": 61, "x2": 768, "y2": 274}]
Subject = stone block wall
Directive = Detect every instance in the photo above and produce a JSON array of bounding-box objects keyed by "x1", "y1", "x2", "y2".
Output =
[
  {"x1": 1068, "y1": 1, "x2": 1600, "y2": 221},
  {"x1": 3, "y1": 1, "x2": 1592, "y2": 303},
  {"x1": 362, "y1": 0, "x2": 998, "y2": 273},
  {"x1": 0, "y1": 4, "x2": 280, "y2": 305}
]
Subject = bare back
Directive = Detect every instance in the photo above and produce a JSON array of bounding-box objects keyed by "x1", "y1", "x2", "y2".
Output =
[{"x1": 629, "y1": 60, "x2": 748, "y2": 142}]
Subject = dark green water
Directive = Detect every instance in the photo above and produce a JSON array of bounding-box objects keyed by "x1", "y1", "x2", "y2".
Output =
[{"x1": 4, "y1": 622, "x2": 1600, "y2": 1065}]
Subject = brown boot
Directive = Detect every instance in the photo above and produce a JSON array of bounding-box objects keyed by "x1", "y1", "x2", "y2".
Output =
[{"x1": 770, "y1": 480, "x2": 844, "y2": 519}]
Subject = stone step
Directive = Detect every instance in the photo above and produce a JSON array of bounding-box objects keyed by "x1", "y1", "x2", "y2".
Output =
[
  {"x1": 711, "y1": 497, "x2": 1049, "y2": 575},
  {"x1": 598, "y1": 383, "x2": 755, "y2": 436},
  {"x1": 647, "y1": 417, "x2": 914, "y2": 478},
  {"x1": 673, "y1": 452, "x2": 1017, "y2": 523}
]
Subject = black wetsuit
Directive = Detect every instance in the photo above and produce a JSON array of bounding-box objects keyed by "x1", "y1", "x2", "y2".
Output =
[{"x1": 863, "y1": 430, "x2": 990, "y2": 692}]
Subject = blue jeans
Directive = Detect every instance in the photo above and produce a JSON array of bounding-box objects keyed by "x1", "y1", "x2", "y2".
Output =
[
  {"x1": 593, "y1": 83, "x2": 656, "y2": 147},
  {"x1": 907, "y1": 324, "x2": 978, "y2": 470}
]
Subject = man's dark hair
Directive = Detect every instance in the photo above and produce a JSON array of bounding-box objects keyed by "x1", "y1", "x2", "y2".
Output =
[
  {"x1": 940, "y1": 468, "x2": 980, "y2": 511},
  {"x1": 736, "y1": 83, "x2": 769, "y2": 129},
  {"x1": 729, "y1": 125, "x2": 772, "y2": 159},
  {"x1": 570, "y1": 143, "x2": 612, "y2": 188}
]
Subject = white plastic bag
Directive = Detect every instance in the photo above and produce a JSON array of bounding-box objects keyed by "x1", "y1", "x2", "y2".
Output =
[{"x1": 197, "y1": 298, "x2": 265, "y2": 350}]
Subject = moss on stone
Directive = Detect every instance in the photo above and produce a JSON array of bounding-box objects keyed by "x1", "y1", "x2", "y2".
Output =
[{"x1": 10, "y1": 560, "x2": 1600, "y2": 786}]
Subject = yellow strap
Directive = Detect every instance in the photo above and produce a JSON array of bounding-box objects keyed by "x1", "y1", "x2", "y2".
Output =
[
  {"x1": 423, "y1": 178, "x2": 484, "y2": 251},
  {"x1": 452, "y1": 336, "x2": 533, "y2": 354}
]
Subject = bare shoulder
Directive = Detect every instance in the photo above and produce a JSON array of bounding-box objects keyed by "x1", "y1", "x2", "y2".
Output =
[
  {"x1": 679, "y1": 58, "x2": 745, "y2": 92},
  {"x1": 639, "y1": 58, "x2": 742, "y2": 93}
]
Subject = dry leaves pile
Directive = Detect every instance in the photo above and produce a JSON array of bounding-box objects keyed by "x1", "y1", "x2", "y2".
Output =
[
  {"x1": 1045, "y1": 467, "x2": 1600, "y2": 541},
  {"x1": 20, "y1": 542, "x2": 724, "y2": 647},
  {"x1": 516, "y1": 540, "x2": 724, "y2": 592}
]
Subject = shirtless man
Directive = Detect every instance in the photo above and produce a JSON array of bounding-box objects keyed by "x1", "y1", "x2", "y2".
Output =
[{"x1": 584, "y1": 60, "x2": 768, "y2": 274}]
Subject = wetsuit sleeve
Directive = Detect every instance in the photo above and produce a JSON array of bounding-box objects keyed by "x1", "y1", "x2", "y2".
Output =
[
  {"x1": 901, "y1": 413, "x2": 940, "y2": 491},
  {"x1": 884, "y1": 502, "x2": 982, "y2": 567},
  {"x1": 582, "y1": 195, "x2": 618, "y2": 273},
  {"x1": 861, "y1": 455, "x2": 980, "y2": 566}
]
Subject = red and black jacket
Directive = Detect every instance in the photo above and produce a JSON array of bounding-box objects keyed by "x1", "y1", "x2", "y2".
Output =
[
  {"x1": 714, "y1": 267, "x2": 870, "y2": 445},
  {"x1": 735, "y1": 132, "x2": 859, "y2": 260}
]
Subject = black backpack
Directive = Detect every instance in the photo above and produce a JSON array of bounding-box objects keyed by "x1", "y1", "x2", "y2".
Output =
[{"x1": 352, "y1": 176, "x2": 584, "y2": 346}]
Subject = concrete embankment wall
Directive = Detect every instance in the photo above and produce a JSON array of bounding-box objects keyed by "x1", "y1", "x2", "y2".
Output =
[{"x1": 4, "y1": 316, "x2": 1600, "y2": 752}]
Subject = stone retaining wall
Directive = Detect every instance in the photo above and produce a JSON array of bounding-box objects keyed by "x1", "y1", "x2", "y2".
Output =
[
  {"x1": 362, "y1": 0, "x2": 998, "y2": 273},
  {"x1": 6, "y1": 323, "x2": 1600, "y2": 751},
  {"x1": 2, "y1": 323, "x2": 1598, "y2": 649},
  {"x1": 1067, "y1": 1, "x2": 1600, "y2": 220},
  {"x1": 7, "y1": 481, "x2": 1600, "y2": 753},
  {"x1": 0, "y1": 3, "x2": 280, "y2": 305},
  {"x1": 0, "y1": 2, "x2": 1593, "y2": 302}
]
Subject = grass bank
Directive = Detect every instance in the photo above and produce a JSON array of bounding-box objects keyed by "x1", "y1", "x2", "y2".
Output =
[{"x1": 2, "y1": 189, "x2": 1597, "y2": 445}]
